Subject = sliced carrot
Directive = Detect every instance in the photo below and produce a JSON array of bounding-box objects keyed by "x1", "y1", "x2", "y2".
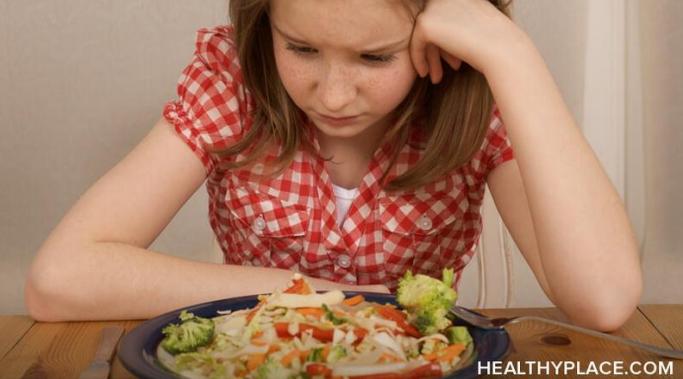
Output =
[
  {"x1": 281, "y1": 349, "x2": 301, "y2": 367},
  {"x1": 422, "y1": 352, "x2": 439, "y2": 361},
  {"x1": 267, "y1": 344, "x2": 281, "y2": 354},
  {"x1": 296, "y1": 307, "x2": 325, "y2": 318},
  {"x1": 250, "y1": 338, "x2": 268, "y2": 346},
  {"x1": 379, "y1": 352, "x2": 402, "y2": 363},
  {"x1": 246, "y1": 303, "x2": 262, "y2": 323},
  {"x1": 437, "y1": 343, "x2": 466, "y2": 363},
  {"x1": 284, "y1": 277, "x2": 313, "y2": 294},
  {"x1": 342, "y1": 294, "x2": 365, "y2": 306},
  {"x1": 246, "y1": 353, "x2": 266, "y2": 371},
  {"x1": 322, "y1": 344, "x2": 331, "y2": 360}
]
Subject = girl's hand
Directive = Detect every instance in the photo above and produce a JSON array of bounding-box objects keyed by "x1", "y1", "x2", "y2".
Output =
[{"x1": 410, "y1": 0, "x2": 527, "y2": 83}]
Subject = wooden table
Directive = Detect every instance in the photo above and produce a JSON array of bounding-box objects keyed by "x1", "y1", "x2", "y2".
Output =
[{"x1": 0, "y1": 305, "x2": 680, "y2": 378}]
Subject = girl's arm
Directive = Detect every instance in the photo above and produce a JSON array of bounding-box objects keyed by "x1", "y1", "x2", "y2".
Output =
[
  {"x1": 25, "y1": 118, "x2": 387, "y2": 322},
  {"x1": 484, "y1": 42, "x2": 641, "y2": 331},
  {"x1": 411, "y1": 0, "x2": 641, "y2": 331}
]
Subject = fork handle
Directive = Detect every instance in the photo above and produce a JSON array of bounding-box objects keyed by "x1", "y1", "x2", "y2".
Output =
[
  {"x1": 508, "y1": 316, "x2": 683, "y2": 360},
  {"x1": 93, "y1": 326, "x2": 125, "y2": 363}
]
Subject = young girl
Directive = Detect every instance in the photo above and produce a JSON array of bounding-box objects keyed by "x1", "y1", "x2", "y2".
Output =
[{"x1": 25, "y1": 0, "x2": 641, "y2": 331}]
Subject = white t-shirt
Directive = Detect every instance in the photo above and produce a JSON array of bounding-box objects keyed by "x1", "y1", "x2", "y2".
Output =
[{"x1": 332, "y1": 183, "x2": 359, "y2": 227}]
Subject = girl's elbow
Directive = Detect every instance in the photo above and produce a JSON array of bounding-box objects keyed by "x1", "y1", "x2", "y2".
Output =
[
  {"x1": 573, "y1": 279, "x2": 643, "y2": 333},
  {"x1": 25, "y1": 276, "x2": 56, "y2": 322},
  {"x1": 25, "y1": 272, "x2": 59, "y2": 322},
  {"x1": 590, "y1": 252, "x2": 643, "y2": 332},
  {"x1": 579, "y1": 305, "x2": 637, "y2": 333},
  {"x1": 24, "y1": 252, "x2": 77, "y2": 322}
]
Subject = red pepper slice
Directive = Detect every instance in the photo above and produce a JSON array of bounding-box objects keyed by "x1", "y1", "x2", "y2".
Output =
[
  {"x1": 306, "y1": 363, "x2": 332, "y2": 376},
  {"x1": 352, "y1": 327, "x2": 368, "y2": 345},
  {"x1": 348, "y1": 363, "x2": 442, "y2": 379},
  {"x1": 376, "y1": 305, "x2": 421, "y2": 338},
  {"x1": 406, "y1": 363, "x2": 443, "y2": 379},
  {"x1": 274, "y1": 322, "x2": 334, "y2": 342}
]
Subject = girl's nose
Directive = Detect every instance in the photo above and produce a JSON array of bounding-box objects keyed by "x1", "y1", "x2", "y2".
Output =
[{"x1": 317, "y1": 63, "x2": 357, "y2": 113}]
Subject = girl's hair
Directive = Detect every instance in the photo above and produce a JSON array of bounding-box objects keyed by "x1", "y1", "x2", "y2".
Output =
[{"x1": 216, "y1": 0, "x2": 513, "y2": 192}]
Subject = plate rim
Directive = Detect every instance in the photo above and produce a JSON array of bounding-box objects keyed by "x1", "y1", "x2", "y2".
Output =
[{"x1": 118, "y1": 292, "x2": 510, "y2": 379}]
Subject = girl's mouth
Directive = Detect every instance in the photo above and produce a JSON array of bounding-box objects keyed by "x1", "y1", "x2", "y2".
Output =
[{"x1": 316, "y1": 113, "x2": 361, "y2": 126}]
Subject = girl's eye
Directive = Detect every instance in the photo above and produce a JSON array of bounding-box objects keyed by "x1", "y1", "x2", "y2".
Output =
[
  {"x1": 286, "y1": 43, "x2": 317, "y2": 55},
  {"x1": 285, "y1": 43, "x2": 397, "y2": 65},
  {"x1": 361, "y1": 54, "x2": 397, "y2": 64}
]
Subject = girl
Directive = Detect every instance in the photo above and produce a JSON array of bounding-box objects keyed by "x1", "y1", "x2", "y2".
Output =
[{"x1": 25, "y1": 0, "x2": 641, "y2": 331}]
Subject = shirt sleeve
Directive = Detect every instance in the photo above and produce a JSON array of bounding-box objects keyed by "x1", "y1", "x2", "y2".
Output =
[
  {"x1": 467, "y1": 105, "x2": 515, "y2": 181},
  {"x1": 163, "y1": 26, "x2": 251, "y2": 173}
]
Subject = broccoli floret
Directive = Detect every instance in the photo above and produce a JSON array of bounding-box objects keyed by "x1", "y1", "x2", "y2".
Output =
[
  {"x1": 255, "y1": 357, "x2": 288, "y2": 379},
  {"x1": 326, "y1": 345, "x2": 348, "y2": 363},
  {"x1": 322, "y1": 304, "x2": 346, "y2": 325},
  {"x1": 161, "y1": 310, "x2": 215, "y2": 355},
  {"x1": 445, "y1": 326, "x2": 473, "y2": 346},
  {"x1": 306, "y1": 347, "x2": 325, "y2": 362},
  {"x1": 412, "y1": 306, "x2": 451, "y2": 335},
  {"x1": 396, "y1": 268, "x2": 458, "y2": 335}
]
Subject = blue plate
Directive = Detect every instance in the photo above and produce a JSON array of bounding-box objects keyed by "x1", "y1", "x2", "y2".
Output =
[{"x1": 119, "y1": 292, "x2": 510, "y2": 378}]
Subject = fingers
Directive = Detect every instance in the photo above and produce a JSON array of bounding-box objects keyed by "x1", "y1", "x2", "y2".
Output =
[
  {"x1": 442, "y1": 50, "x2": 463, "y2": 71},
  {"x1": 409, "y1": 26, "x2": 429, "y2": 78},
  {"x1": 410, "y1": 22, "x2": 462, "y2": 84},
  {"x1": 426, "y1": 44, "x2": 443, "y2": 84}
]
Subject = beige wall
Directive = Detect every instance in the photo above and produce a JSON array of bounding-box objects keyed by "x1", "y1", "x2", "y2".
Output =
[
  {"x1": 1, "y1": 1, "x2": 681, "y2": 314},
  {"x1": 1, "y1": 1, "x2": 228, "y2": 314},
  {"x1": 639, "y1": 1, "x2": 683, "y2": 303}
]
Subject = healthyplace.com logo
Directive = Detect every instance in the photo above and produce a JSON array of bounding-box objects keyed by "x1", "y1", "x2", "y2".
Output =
[{"x1": 478, "y1": 360, "x2": 674, "y2": 376}]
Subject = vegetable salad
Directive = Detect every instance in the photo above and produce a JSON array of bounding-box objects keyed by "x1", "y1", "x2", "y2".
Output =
[{"x1": 158, "y1": 270, "x2": 474, "y2": 379}]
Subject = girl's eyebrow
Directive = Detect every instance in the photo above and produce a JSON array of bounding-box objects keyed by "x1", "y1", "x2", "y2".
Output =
[
  {"x1": 361, "y1": 37, "x2": 410, "y2": 54},
  {"x1": 272, "y1": 23, "x2": 410, "y2": 54}
]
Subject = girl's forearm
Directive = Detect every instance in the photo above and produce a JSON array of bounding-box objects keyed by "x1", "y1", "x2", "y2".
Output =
[
  {"x1": 25, "y1": 242, "x2": 383, "y2": 321},
  {"x1": 483, "y1": 37, "x2": 641, "y2": 326}
]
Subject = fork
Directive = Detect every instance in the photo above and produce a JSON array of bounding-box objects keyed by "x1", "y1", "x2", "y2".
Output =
[{"x1": 450, "y1": 305, "x2": 683, "y2": 359}]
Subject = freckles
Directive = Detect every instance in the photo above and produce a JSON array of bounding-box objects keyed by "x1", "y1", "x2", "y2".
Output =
[
  {"x1": 274, "y1": 52, "x2": 309, "y2": 93},
  {"x1": 367, "y1": 67, "x2": 415, "y2": 104},
  {"x1": 362, "y1": 67, "x2": 416, "y2": 113}
]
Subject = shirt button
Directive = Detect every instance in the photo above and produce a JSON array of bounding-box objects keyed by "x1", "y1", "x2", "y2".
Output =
[
  {"x1": 253, "y1": 215, "x2": 266, "y2": 233},
  {"x1": 336, "y1": 254, "x2": 352, "y2": 269},
  {"x1": 418, "y1": 215, "x2": 433, "y2": 231}
]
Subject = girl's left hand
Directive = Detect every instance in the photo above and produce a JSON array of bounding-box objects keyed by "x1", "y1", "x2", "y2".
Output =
[{"x1": 410, "y1": 0, "x2": 527, "y2": 83}]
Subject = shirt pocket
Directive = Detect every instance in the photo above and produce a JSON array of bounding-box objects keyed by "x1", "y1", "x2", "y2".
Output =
[
  {"x1": 378, "y1": 195, "x2": 461, "y2": 281},
  {"x1": 226, "y1": 186, "x2": 310, "y2": 268}
]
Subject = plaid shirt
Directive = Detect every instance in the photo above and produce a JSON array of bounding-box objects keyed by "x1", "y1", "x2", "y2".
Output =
[{"x1": 163, "y1": 26, "x2": 514, "y2": 291}]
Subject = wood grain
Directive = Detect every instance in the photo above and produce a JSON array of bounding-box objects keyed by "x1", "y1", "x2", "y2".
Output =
[
  {"x1": 477, "y1": 307, "x2": 675, "y2": 378},
  {"x1": 0, "y1": 316, "x2": 34, "y2": 359},
  {"x1": 111, "y1": 321, "x2": 144, "y2": 379},
  {"x1": 639, "y1": 305, "x2": 683, "y2": 348},
  {"x1": 639, "y1": 304, "x2": 683, "y2": 377},
  {"x1": 1, "y1": 308, "x2": 679, "y2": 379},
  {"x1": 0, "y1": 319, "x2": 139, "y2": 379}
]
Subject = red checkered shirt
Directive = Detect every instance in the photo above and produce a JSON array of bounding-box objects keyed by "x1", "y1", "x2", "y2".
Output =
[{"x1": 163, "y1": 26, "x2": 514, "y2": 291}]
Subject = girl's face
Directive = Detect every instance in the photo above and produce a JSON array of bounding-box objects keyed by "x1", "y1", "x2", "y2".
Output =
[{"x1": 270, "y1": 0, "x2": 418, "y2": 142}]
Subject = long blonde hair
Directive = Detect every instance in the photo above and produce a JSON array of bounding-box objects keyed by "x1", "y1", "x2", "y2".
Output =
[{"x1": 214, "y1": 0, "x2": 513, "y2": 192}]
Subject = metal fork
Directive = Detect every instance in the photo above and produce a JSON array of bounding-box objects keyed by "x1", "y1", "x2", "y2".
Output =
[{"x1": 450, "y1": 305, "x2": 683, "y2": 359}]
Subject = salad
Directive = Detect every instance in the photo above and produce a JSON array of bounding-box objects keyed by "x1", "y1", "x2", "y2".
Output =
[{"x1": 157, "y1": 269, "x2": 474, "y2": 379}]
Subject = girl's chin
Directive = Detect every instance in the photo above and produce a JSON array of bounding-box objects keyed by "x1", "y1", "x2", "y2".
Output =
[{"x1": 313, "y1": 122, "x2": 369, "y2": 139}]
